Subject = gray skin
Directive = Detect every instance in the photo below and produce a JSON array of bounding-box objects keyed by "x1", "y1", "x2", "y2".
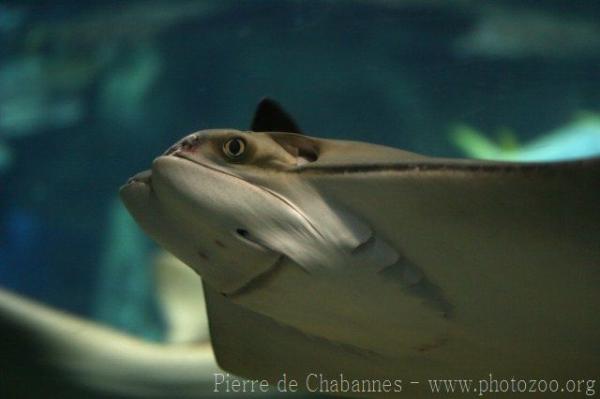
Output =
[{"x1": 120, "y1": 126, "x2": 600, "y2": 395}]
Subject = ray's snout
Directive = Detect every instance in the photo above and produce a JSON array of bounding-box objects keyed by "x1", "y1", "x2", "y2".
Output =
[
  {"x1": 164, "y1": 133, "x2": 201, "y2": 156},
  {"x1": 126, "y1": 169, "x2": 152, "y2": 185}
]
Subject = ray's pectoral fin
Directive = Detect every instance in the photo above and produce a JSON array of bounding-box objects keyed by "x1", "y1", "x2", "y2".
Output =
[
  {"x1": 251, "y1": 98, "x2": 303, "y2": 134},
  {"x1": 245, "y1": 182, "x2": 401, "y2": 274},
  {"x1": 333, "y1": 207, "x2": 400, "y2": 270},
  {"x1": 336, "y1": 209, "x2": 452, "y2": 317},
  {"x1": 380, "y1": 258, "x2": 453, "y2": 318},
  {"x1": 204, "y1": 282, "x2": 403, "y2": 387}
]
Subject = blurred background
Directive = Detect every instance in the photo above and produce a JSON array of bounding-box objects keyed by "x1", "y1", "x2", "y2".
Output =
[{"x1": 1, "y1": 0, "x2": 599, "y2": 358}]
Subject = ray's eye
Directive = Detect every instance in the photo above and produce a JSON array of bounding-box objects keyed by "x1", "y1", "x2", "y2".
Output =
[{"x1": 222, "y1": 137, "x2": 246, "y2": 159}]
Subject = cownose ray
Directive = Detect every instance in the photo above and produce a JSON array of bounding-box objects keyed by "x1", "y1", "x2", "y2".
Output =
[
  {"x1": 0, "y1": 99, "x2": 598, "y2": 398},
  {"x1": 121, "y1": 99, "x2": 600, "y2": 390}
]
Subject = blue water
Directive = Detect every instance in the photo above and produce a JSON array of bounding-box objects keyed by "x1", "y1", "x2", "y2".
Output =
[{"x1": 1, "y1": 0, "x2": 599, "y2": 339}]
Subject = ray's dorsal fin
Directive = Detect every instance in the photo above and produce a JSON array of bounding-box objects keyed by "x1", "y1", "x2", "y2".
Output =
[{"x1": 251, "y1": 98, "x2": 303, "y2": 134}]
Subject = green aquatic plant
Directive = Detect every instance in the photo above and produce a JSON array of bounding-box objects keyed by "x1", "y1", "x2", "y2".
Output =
[
  {"x1": 450, "y1": 124, "x2": 519, "y2": 160},
  {"x1": 450, "y1": 113, "x2": 600, "y2": 161}
]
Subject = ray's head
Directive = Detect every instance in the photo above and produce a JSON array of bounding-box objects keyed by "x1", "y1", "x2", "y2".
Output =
[
  {"x1": 119, "y1": 129, "x2": 318, "y2": 294},
  {"x1": 163, "y1": 129, "x2": 318, "y2": 172}
]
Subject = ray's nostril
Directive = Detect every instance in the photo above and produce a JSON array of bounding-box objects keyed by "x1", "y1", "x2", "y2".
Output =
[{"x1": 236, "y1": 228, "x2": 249, "y2": 238}]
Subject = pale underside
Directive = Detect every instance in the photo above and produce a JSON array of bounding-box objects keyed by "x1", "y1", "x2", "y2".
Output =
[{"x1": 204, "y1": 153, "x2": 600, "y2": 390}]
